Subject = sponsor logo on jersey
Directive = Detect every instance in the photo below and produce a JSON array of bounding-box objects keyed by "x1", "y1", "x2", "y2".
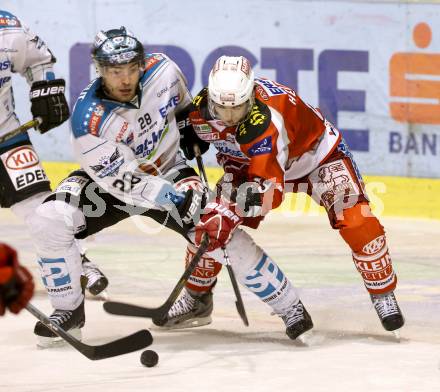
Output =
[
  {"x1": 311, "y1": 159, "x2": 360, "y2": 210},
  {"x1": 1, "y1": 145, "x2": 48, "y2": 191},
  {"x1": 145, "y1": 54, "x2": 164, "y2": 71},
  {"x1": 198, "y1": 132, "x2": 220, "y2": 141},
  {"x1": 255, "y1": 78, "x2": 285, "y2": 95},
  {"x1": 126, "y1": 132, "x2": 134, "y2": 145},
  {"x1": 248, "y1": 104, "x2": 267, "y2": 126},
  {"x1": 362, "y1": 235, "x2": 386, "y2": 255},
  {"x1": 115, "y1": 121, "x2": 129, "y2": 142},
  {"x1": 155, "y1": 78, "x2": 179, "y2": 98},
  {"x1": 238, "y1": 104, "x2": 267, "y2": 138},
  {"x1": 0, "y1": 76, "x2": 11, "y2": 88},
  {"x1": 213, "y1": 140, "x2": 247, "y2": 159},
  {"x1": 0, "y1": 17, "x2": 21, "y2": 27},
  {"x1": 248, "y1": 136, "x2": 273, "y2": 156},
  {"x1": 256, "y1": 85, "x2": 269, "y2": 101},
  {"x1": 225, "y1": 133, "x2": 236, "y2": 143},
  {"x1": 192, "y1": 94, "x2": 204, "y2": 108},
  {"x1": 4, "y1": 146, "x2": 39, "y2": 170},
  {"x1": 159, "y1": 94, "x2": 180, "y2": 118},
  {"x1": 89, "y1": 148, "x2": 124, "y2": 178},
  {"x1": 134, "y1": 122, "x2": 169, "y2": 158},
  {"x1": 156, "y1": 86, "x2": 168, "y2": 98},
  {"x1": 14, "y1": 169, "x2": 47, "y2": 190},
  {"x1": 0, "y1": 60, "x2": 11, "y2": 70},
  {"x1": 244, "y1": 254, "x2": 285, "y2": 299},
  {"x1": 194, "y1": 122, "x2": 213, "y2": 134},
  {"x1": 55, "y1": 176, "x2": 89, "y2": 197},
  {"x1": 38, "y1": 258, "x2": 71, "y2": 288},
  {"x1": 30, "y1": 36, "x2": 47, "y2": 50},
  {"x1": 88, "y1": 104, "x2": 105, "y2": 135}
]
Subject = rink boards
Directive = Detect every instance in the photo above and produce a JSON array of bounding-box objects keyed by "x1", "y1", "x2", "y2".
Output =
[{"x1": 42, "y1": 162, "x2": 440, "y2": 220}]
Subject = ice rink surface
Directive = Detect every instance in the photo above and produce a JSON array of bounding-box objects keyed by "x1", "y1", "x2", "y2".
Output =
[{"x1": 0, "y1": 209, "x2": 439, "y2": 392}]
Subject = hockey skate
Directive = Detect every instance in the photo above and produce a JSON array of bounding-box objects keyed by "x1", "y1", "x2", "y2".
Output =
[
  {"x1": 279, "y1": 300, "x2": 314, "y2": 341},
  {"x1": 370, "y1": 291, "x2": 405, "y2": 333},
  {"x1": 82, "y1": 255, "x2": 109, "y2": 298},
  {"x1": 34, "y1": 300, "x2": 85, "y2": 348},
  {"x1": 152, "y1": 288, "x2": 213, "y2": 329}
]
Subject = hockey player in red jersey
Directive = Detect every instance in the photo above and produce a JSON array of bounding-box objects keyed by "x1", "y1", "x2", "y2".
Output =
[
  {"x1": 177, "y1": 55, "x2": 404, "y2": 333},
  {"x1": 0, "y1": 243, "x2": 34, "y2": 315}
]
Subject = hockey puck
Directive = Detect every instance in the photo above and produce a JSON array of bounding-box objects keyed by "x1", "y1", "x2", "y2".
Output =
[{"x1": 140, "y1": 349, "x2": 159, "y2": 367}]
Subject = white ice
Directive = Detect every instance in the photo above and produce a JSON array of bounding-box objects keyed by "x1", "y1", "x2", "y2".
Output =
[{"x1": 0, "y1": 209, "x2": 439, "y2": 392}]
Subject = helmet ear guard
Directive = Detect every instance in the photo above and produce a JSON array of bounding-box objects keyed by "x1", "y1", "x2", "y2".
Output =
[
  {"x1": 91, "y1": 26, "x2": 145, "y2": 68},
  {"x1": 207, "y1": 56, "x2": 255, "y2": 124}
]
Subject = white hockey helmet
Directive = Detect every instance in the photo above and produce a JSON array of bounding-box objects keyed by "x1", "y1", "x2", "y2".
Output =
[{"x1": 208, "y1": 56, "x2": 255, "y2": 126}]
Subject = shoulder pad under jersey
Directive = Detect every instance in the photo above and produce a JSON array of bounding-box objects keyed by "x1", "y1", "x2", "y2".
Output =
[
  {"x1": 71, "y1": 79, "x2": 119, "y2": 138},
  {"x1": 236, "y1": 99, "x2": 271, "y2": 145},
  {"x1": 140, "y1": 53, "x2": 168, "y2": 84},
  {"x1": 0, "y1": 11, "x2": 22, "y2": 30}
]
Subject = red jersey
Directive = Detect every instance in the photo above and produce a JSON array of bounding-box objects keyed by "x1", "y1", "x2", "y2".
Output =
[{"x1": 189, "y1": 77, "x2": 341, "y2": 209}]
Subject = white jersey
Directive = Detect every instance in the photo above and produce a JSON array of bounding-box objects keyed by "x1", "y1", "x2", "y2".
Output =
[
  {"x1": 0, "y1": 10, "x2": 55, "y2": 133},
  {"x1": 71, "y1": 53, "x2": 192, "y2": 211}
]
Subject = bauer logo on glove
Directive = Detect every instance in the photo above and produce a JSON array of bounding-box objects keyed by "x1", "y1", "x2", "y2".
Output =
[{"x1": 30, "y1": 78, "x2": 70, "y2": 133}]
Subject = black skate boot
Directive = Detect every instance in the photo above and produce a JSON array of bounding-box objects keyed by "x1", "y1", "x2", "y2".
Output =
[
  {"x1": 279, "y1": 300, "x2": 314, "y2": 340},
  {"x1": 81, "y1": 255, "x2": 109, "y2": 296},
  {"x1": 34, "y1": 300, "x2": 85, "y2": 348},
  {"x1": 370, "y1": 291, "x2": 405, "y2": 331},
  {"x1": 153, "y1": 288, "x2": 213, "y2": 329}
]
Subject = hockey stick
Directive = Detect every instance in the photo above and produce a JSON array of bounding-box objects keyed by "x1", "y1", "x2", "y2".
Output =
[
  {"x1": 193, "y1": 144, "x2": 249, "y2": 326},
  {"x1": 26, "y1": 303, "x2": 153, "y2": 360},
  {"x1": 103, "y1": 232, "x2": 210, "y2": 320},
  {"x1": 222, "y1": 247, "x2": 249, "y2": 326},
  {"x1": 0, "y1": 118, "x2": 41, "y2": 144}
]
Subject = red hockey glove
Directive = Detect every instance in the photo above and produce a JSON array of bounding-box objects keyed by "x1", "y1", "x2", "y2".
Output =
[
  {"x1": 195, "y1": 202, "x2": 243, "y2": 251},
  {"x1": 0, "y1": 244, "x2": 34, "y2": 315}
]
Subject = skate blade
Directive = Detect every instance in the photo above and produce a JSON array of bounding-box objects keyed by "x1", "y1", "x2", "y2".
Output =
[
  {"x1": 36, "y1": 328, "x2": 82, "y2": 349},
  {"x1": 152, "y1": 316, "x2": 212, "y2": 331},
  {"x1": 98, "y1": 290, "x2": 109, "y2": 301},
  {"x1": 296, "y1": 330, "x2": 314, "y2": 346},
  {"x1": 90, "y1": 289, "x2": 109, "y2": 301},
  {"x1": 392, "y1": 329, "x2": 401, "y2": 341}
]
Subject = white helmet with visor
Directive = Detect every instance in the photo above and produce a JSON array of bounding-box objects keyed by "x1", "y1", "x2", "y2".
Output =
[{"x1": 208, "y1": 56, "x2": 255, "y2": 126}]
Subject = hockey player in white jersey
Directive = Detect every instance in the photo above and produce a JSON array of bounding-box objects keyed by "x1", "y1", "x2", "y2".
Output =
[
  {"x1": 0, "y1": 10, "x2": 108, "y2": 302},
  {"x1": 28, "y1": 27, "x2": 312, "y2": 346}
]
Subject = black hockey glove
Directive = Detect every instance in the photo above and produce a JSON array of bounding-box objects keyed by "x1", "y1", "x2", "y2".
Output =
[
  {"x1": 177, "y1": 188, "x2": 206, "y2": 226},
  {"x1": 176, "y1": 105, "x2": 209, "y2": 160},
  {"x1": 30, "y1": 79, "x2": 70, "y2": 133},
  {"x1": 233, "y1": 178, "x2": 274, "y2": 218}
]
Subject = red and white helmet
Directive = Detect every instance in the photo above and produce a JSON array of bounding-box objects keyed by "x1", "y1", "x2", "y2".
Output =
[{"x1": 208, "y1": 56, "x2": 255, "y2": 125}]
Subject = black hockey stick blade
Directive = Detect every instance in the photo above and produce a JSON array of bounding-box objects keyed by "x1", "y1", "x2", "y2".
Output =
[
  {"x1": 226, "y1": 263, "x2": 249, "y2": 326},
  {"x1": 26, "y1": 303, "x2": 152, "y2": 360},
  {"x1": 103, "y1": 301, "x2": 166, "y2": 319},
  {"x1": 89, "y1": 329, "x2": 153, "y2": 360},
  {"x1": 104, "y1": 232, "x2": 210, "y2": 320}
]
